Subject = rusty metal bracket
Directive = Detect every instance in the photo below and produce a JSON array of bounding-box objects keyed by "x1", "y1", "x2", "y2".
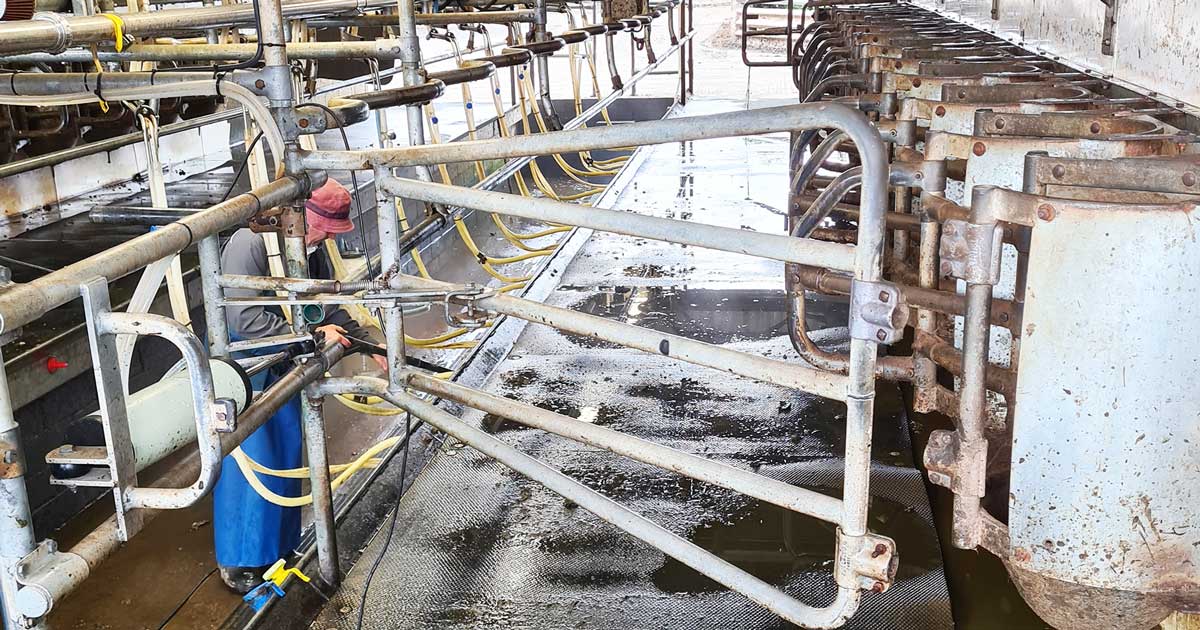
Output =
[
  {"x1": 923, "y1": 429, "x2": 987, "y2": 499},
  {"x1": 835, "y1": 529, "x2": 899, "y2": 593},
  {"x1": 248, "y1": 205, "x2": 284, "y2": 233},
  {"x1": 848, "y1": 279, "x2": 909, "y2": 344},
  {"x1": 939, "y1": 219, "x2": 1003, "y2": 285},
  {"x1": 0, "y1": 434, "x2": 22, "y2": 479},
  {"x1": 1100, "y1": 0, "x2": 1118, "y2": 56}
]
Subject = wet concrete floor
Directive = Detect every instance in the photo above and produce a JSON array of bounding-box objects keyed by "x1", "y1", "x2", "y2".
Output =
[{"x1": 308, "y1": 100, "x2": 953, "y2": 630}]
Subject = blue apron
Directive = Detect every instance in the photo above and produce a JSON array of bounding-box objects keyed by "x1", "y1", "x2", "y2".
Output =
[{"x1": 213, "y1": 339, "x2": 303, "y2": 569}]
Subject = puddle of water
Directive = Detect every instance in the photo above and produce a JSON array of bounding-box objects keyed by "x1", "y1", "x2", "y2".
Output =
[
  {"x1": 561, "y1": 286, "x2": 790, "y2": 345},
  {"x1": 652, "y1": 494, "x2": 941, "y2": 593}
]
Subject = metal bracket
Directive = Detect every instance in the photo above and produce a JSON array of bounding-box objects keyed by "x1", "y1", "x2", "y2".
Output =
[
  {"x1": 923, "y1": 429, "x2": 987, "y2": 499},
  {"x1": 1100, "y1": 0, "x2": 1118, "y2": 56},
  {"x1": 444, "y1": 284, "x2": 496, "y2": 330},
  {"x1": 80, "y1": 277, "x2": 144, "y2": 542},
  {"x1": 848, "y1": 280, "x2": 909, "y2": 344},
  {"x1": 834, "y1": 529, "x2": 898, "y2": 593},
  {"x1": 213, "y1": 397, "x2": 237, "y2": 433},
  {"x1": 13, "y1": 539, "x2": 89, "y2": 620},
  {"x1": 939, "y1": 219, "x2": 1003, "y2": 285}
]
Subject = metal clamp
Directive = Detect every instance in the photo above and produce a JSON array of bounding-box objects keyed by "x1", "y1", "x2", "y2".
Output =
[
  {"x1": 848, "y1": 279, "x2": 909, "y2": 344},
  {"x1": 835, "y1": 529, "x2": 898, "y2": 593},
  {"x1": 13, "y1": 540, "x2": 89, "y2": 620},
  {"x1": 213, "y1": 397, "x2": 237, "y2": 433},
  {"x1": 923, "y1": 429, "x2": 987, "y2": 499},
  {"x1": 939, "y1": 219, "x2": 1003, "y2": 285},
  {"x1": 444, "y1": 284, "x2": 496, "y2": 330}
]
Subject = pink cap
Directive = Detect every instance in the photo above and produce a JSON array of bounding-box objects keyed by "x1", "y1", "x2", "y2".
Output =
[{"x1": 305, "y1": 179, "x2": 354, "y2": 235}]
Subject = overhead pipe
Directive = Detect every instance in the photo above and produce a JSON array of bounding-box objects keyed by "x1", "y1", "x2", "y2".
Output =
[
  {"x1": 0, "y1": 0, "x2": 399, "y2": 56},
  {"x1": 1, "y1": 39, "x2": 409, "y2": 63}
]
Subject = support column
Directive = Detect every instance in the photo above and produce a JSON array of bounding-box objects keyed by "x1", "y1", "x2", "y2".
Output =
[
  {"x1": 0, "y1": 354, "x2": 37, "y2": 630},
  {"x1": 301, "y1": 393, "x2": 339, "y2": 588},
  {"x1": 533, "y1": 0, "x2": 563, "y2": 130}
]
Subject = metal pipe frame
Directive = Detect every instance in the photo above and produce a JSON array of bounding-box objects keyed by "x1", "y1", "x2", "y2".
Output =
[
  {"x1": 404, "y1": 371, "x2": 844, "y2": 521},
  {"x1": 0, "y1": 175, "x2": 315, "y2": 336},
  {"x1": 382, "y1": 175, "x2": 857, "y2": 271},
  {"x1": 316, "y1": 376, "x2": 876, "y2": 629},
  {"x1": 2, "y1": 40, "x2": 409, "y2": 63},
  {"x1": 0, "y1": 0, "x2": 399, "y2": 55},
  {"x1": 94, "y1": 312, "x2": 222, "y2": 511}
]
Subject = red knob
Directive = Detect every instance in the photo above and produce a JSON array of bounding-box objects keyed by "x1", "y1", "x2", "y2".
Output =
[{"x1": 46, "y1": 357, "x2": 68, "y2": 373}]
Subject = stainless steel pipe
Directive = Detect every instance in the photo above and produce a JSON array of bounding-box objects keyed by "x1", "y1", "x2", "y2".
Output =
[
  {"x1": 404, "y1": 371, "x2": 845, "y2": 522},
  {"x1": 390, "y1": 273, "x2": 851, "y2": 400},
  {"x1": 380, "y1": 175, "x2": 858, "y2": 271}
]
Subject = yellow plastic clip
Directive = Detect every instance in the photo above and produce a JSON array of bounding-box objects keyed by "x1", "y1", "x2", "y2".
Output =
[
  {"x1": 98, "y1": 13, "x2": 126, "y2": 52},
  {"x1": 262, "y1": 559, "x2": 311, "y2": 588},
  {"x1": 89, "y1": 14, "x2": 126, "y2": 114}
]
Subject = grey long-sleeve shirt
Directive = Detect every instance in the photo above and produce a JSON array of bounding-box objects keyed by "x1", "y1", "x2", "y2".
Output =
[{"x1": 220, "y1": 228, "x2": 367, "y2": 342}]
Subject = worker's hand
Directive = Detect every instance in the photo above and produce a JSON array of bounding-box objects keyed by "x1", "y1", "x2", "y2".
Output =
[
  {"x1": 315, "y1": 324, "x2": 351, "y2": 348},
  {"x1": 371, "y1": 344, "x2": 388, "y2": 373}
]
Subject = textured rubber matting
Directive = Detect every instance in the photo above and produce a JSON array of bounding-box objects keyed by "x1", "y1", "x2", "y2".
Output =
[{"x1": 309, "y1": 101, "x2": 953, "y2": 629}]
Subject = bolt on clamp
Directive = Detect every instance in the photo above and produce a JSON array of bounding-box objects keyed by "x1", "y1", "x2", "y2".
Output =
[
  {"x1": 849, "y1": 279, "x2": 909, "y2": 344},
  {"x1": 923, "y1": 429, "x2": 987, "y2": 500},
  {"x1": 444, "y1": 283, "x2": 496, "y2": 329},
  {"x1": 834, "y1": 529, "x2": 899, "y2": 594},
  {"x1": 939, "y1": 219, "x2": 1004, "y2": 285}
]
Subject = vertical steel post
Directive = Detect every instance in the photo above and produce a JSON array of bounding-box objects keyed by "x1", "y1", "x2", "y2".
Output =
[
  {"x1": 678, "y1": 0, "x2": 687, "y2": 105},
  {"x1": 301, "y1": 392, "x2": 340, "y2": 587},
  {"x1": 532, "y1": 0, "x2": 562, "y2": 129},
  {"x1": 686, "y1": 0, "x2": 693, "y2": 95},
  {"x1": 374, "y1": 169, "x2": 408, "y2": 391},
  {"x1": 197, "y1": 235, "x2": 229, "y2": 356},
  {"x1": 0, "y1": 354, "x2": 36, "y2": 630},
  {"x1": 953, "y1": 282, "x2": 992, "y2": 549}
]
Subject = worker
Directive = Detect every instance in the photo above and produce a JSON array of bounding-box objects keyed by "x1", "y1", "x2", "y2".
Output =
[{"x1": 213, "y1": 178, "x2": 387, "y2": 592}]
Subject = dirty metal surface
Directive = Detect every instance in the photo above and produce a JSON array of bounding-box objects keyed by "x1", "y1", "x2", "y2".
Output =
[{"x1": 309, "y1": 100, "x2": 953, "y2": 630}]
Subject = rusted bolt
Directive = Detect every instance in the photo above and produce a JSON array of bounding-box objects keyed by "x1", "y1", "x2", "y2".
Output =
[
  {"x1": 298, "y1": 118, "x2": 310, "y2": 129},
  {"x1": 1183, "y1": 172, "x2": 1196, "y2": 187},
  {"x1": 972, "y1": 142, "x2": 987, "y2": 156},
  {"x1": 994, "y1": 118, "x2": 1005, "y2": 129},
  {"x1": 957, "y1": 89, "x2": 967, "y2": 99},
  {"x1": 872, "y1": 543, "x2": 887, "y2": 558},
  {"x1": 1089, "y1": 121, "x2": 1102, "y2": 134},
  {"x1": 934, "y1": 105, "x2": 946, "y2": 117},
  {"x1": 1036, "y1": 204, "x2": 1055, "y2": 221},
  {"x1": 871, "y1": 581, "x2": 885, "y2": 593},
  {"x1": 1051, "y1": 164, "x2": 1065, "y2": 179},
  {"x1": 878, "y1": 290, "x2": 890, "y2": 303},
  {"x1": 875, "y1": 329, "x2": 887, "y2": 341},
  {"x1": 998, "y1": 312, "x2": 1009, "y2": 323},
  {"x1": 911, "y1": 77, "x2": 922, "y2": 88},
  {"x1": 254, "y1": 79, "x2": 266, "y2": 89},
  {"x1": 894, "y1": 60, "x2": 903, "y2": 69}
]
